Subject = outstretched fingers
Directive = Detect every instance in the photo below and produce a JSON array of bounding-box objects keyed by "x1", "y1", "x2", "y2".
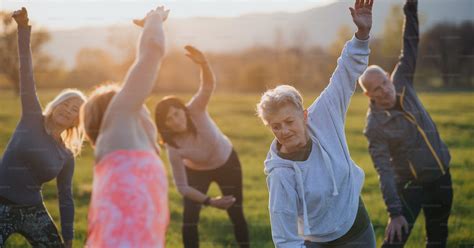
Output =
[
  {"x1": 12, "y1": 7, "x2": 29, "y2": 27},
  {"x1": 185, "y1": 45, "x2": 197, "y2": 59},
  {"x1": 349, "y1": 7, "x2": 356, "y2": 18},
  {"x1": 184, "y1": 45, "x2": 199, "y2": 54},
  {"x1": 355, "y1": 0, "x2": 373, "y2": 10},
  {"x1": 12, "y1": 7, "x2": 26, "y2": 18},
  {"x1": 354, "y1": 0, "x2": 361, "y2": 10},
  {"x1": 133, "y1": 6, "x2": 170, "y2": 27},
  {"x1": 155, "y1": 6, "x2": 170, "y2": 21},
  {"x1": 133, "y1": 19, "x2": 145, "y2": 27},
  {"x1": 366, "y1": 0, "x2": 374, "y2": 10},
  {"x1": 184, "y1": 45, "x2": 207, "y2": 64}
]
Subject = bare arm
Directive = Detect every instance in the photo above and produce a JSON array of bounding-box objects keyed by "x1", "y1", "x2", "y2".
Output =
[
  {"x1": 185, "y1": 46, "x2": 217, "y2": 112},
  {"x1": 308, "y1": 0, "x2": 372, "y2": 122},
  {"x1": 95, "y1": 7, "x2": 169, "y2": 157},
  {"x1": 108, "y1": 7, "x2": 169, "y2": 113}
]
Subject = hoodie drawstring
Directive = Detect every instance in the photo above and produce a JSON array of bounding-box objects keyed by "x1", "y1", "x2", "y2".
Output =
[
  {"x1": 291, "y1": 163, "x2": 312, "y2": 236},
  {"x1": 265, "y1": 136, "x2": 340, "y2": 237},
  {"x1": 320, "y1": 146, "x2": 339, "y2": 196}
]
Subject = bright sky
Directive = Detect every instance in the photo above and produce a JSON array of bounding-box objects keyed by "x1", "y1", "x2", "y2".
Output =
[{"x1": 1, "y1": 0, "x2": 334, "y2": 29}]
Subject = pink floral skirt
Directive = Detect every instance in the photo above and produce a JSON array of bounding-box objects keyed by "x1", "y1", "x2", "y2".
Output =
[{"x1": 87, "y1": 150, "x2": 169, "y2": 247}]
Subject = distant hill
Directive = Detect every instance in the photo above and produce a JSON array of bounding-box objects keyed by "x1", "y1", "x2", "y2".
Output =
[{"x1": 44, "y1": 0, "x2": 474, "y2": 68}]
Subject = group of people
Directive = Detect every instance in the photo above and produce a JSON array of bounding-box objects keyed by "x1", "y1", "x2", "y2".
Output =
[{"x1": 0, "y1": 0, "x2": 453, "y2": 247}]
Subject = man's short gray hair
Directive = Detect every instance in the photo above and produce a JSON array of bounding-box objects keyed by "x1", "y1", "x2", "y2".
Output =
[
  {"x1": 256, "y1": 85, "x2": 304, "y2": 124},
  {"x1": 358, "y1": 65, "x2": 387, "y2": 92}
]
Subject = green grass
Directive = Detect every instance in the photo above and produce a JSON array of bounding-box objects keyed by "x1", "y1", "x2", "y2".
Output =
[{"x1": 1, "y1": 90, "x2": 473, "y2": 247}]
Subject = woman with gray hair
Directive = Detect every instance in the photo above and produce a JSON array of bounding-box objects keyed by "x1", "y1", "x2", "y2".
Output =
[{"x1": 257, "y1": 0, "x2": 376, "y2": 247}]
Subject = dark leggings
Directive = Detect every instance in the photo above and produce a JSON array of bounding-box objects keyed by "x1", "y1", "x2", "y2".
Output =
[
  {"x1": 183, "y1": 150, "x2": 250, "y2": 248},
  {"x1": 382, "y1": 169, "x2": 453, "y2": 248},
  {"x1": 0, "y1": 203, "x2": 63, "y2": 248}
]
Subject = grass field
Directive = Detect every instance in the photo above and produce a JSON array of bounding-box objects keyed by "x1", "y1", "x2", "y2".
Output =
[{"x1": 1, "y1": 90, "x2": 473, "y2": 247}]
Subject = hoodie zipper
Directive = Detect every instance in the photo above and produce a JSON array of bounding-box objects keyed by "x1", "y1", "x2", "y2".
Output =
[
  {"x1": 400, "y1": 87, "x2": 446, "y2": 175},
  {"x1": 407, "y1": 160, "x2": 418, "y2": 179}
]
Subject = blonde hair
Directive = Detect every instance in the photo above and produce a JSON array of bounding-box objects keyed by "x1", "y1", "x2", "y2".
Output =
[
  {"x1": 43, "y1": 89, "x2": 87, "y2": 157},
  {"x1": 80, "y1": 83, "x2": 121, "y2": 146},
  {"x1": 358, "y1": 65, "x2": 387, "y2": 92},
  {"x1": 256, "y1": 85, "x2": 304, "y2": 125}
]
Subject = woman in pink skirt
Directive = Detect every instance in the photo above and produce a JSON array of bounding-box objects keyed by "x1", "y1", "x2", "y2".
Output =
[{"x1": 80, "y1": 6, "x2": 170, "y2": 247}]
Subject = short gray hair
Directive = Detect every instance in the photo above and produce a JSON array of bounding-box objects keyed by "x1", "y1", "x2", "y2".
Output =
[
  {"x1": 256, "y1": 85, "x2": 304, "y2": 124},
  {"x1": 358, "y1": 65, "x2": 387, "y2": 92}
]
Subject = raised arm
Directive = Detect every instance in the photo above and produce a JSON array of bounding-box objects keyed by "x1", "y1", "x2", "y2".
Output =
[
  {"x1": 108, "y1": 7, "x2": 169, "y2": 113},
  {"x1": 391, "y1": 0, "x2": 419, "y2": 85},
  {"x1": 56, "y1": 159, "x2": 75, "y2": 247},
  {"x1": 185, "y1": 46, "x2": 217, "y2": 112},
  {"x1": 13, "y1": 8, "x2": 42, "y2": 118},
  {"x1": 308, "y1": 0, "x2": 372, "y2": 121}
]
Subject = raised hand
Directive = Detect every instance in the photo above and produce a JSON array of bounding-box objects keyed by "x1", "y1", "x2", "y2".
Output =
[
  {"x1": 349, "y1": 0, "x2": 373, "y2": 40},
  {"x1": 12, "y1": 7, "x2": 29, "y2": 27},
  {"x1": 133, "y1": 6, "x2": 170, "y2": 28},
  {"x1": 185, "y1": 45, "x2": 208, "y2": 65}
]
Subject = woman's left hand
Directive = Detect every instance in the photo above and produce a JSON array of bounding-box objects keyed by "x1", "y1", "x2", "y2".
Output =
[{"x1": 12, "y1": 7, "x2": 29, "y2": 27}]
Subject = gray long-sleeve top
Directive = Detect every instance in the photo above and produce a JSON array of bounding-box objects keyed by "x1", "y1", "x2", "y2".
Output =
[
  {"x1": 0, "y1": 26, "x2": 75, "y2": 241},
  {"x1": 166, "y1": 71, "x2": 233, "y2": 203}
]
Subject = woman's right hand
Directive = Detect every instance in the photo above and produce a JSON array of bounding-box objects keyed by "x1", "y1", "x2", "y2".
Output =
[
  {"x1": 349, "y1": 0, "x2": 373, "y2": 40},
  {"x1": 185, "y1": 45, "x2": 208, "y2": 65},
  {"x1": 133, "y1": 6, "x2": 170, "y2": 28},
  {"x1": 209, "y1": 195, "x2": 236, "y2": 210},
  {"x1": 12, "y1": 7, "x2": 29, "y2": 27}
]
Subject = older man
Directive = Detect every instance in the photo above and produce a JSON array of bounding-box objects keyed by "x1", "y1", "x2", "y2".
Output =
[{"x1": 358, "y1": 0, "x2": 452, "y2": 247}]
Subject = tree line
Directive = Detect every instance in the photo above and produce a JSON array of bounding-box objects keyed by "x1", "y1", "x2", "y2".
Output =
[{"x1": 1, "y1": 6, "x2": 472, "y2": 95}]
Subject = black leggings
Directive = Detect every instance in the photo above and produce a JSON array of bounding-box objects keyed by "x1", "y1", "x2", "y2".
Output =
[
  {"x1": 382, "y1": 169, "x2": 453, "y2": 248},
  {"x1": 0, "y1": 203, "x2": 63, "y2": 248},
  {"x1": 183, "y1": 150, "x2": 250, "y2": 248}
]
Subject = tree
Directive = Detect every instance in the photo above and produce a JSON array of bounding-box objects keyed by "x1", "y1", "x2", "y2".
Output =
[
  {"x1": 380, "y1": 5, "x2": 404, "y2": 68},
  {"x1": 419, "y1": 21, "x2": 474, "y2": 88},
  {"x1": 0, "y1": 11, "x2": 51, "y2": 95},
  {"x1": 66, "y1": 48, "x2": 118, "y2": 87}
]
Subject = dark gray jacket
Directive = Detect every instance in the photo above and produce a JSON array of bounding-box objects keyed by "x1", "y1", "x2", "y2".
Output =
[{"x1": 363, "y1": 1, "x2": 450, "y2": 217}]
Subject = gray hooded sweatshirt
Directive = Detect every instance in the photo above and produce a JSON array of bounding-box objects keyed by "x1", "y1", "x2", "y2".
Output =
[{"x1": 264, "y1": 36, "x2": 369, "y2": 247}]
